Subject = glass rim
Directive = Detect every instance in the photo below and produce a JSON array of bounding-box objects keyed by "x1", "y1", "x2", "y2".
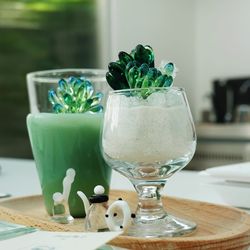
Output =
[
  {"x1": 27, "y1": 68, "x2": 106, "y2": 78},
  {"x1": 109, "y1": 86, "x2": 185, "y2": 95}
]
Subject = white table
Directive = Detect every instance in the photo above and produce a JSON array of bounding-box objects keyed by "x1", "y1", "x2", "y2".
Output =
[{"x1": 0, "y1": 157, "x2": 227, "y2": 205}]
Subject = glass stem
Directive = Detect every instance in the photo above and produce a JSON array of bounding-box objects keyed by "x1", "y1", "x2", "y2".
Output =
[{"x1": 131, "y1": 180, "x2": 167, "y2": 221}]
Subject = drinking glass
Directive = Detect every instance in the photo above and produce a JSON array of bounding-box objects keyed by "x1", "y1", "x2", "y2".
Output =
[
  {"x1": 101, "y1": 87, "x2": 197, "y2": 237},
  {"x1": 27, "y1": 68, "x2": 111, "y2": 113}
]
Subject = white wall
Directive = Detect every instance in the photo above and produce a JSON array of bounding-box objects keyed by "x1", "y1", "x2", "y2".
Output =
[{"x1": 109, "y1": 0, "x2": 250, "y2": 121}]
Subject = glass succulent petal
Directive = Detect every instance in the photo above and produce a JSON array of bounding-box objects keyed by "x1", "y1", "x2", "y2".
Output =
[{"x1": 48, "y1": 76, "x2": 103, "y2": 114}]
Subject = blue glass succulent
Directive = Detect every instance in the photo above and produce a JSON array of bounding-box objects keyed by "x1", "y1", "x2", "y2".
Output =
[
  {"x1": 106, "y1": 44, "x2": 177, "y2": 95},
  {"x1": 48, "y1": 76, "x2": 103, "y2": 114}
]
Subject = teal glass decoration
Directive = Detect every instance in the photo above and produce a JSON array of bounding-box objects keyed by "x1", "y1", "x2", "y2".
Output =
[
  {"x1": 48, "y1": 76, "x2": 103, "y2": 113},
  {"x1": 106, "y1": 44, "x2": 177, "y2": 94}
]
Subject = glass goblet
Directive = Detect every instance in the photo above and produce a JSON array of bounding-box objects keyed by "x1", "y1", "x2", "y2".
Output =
[{"x1": 102, "y1": 87, "x2": 197, "y2": 238}]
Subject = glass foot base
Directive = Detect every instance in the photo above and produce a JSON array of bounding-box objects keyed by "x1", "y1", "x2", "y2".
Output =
[
  {"x1": 126, "y1": 214, "x2": 196, "y2": 238},
  {"x1": 52, "y1": 215, "x2": 74, "y2": 224}
]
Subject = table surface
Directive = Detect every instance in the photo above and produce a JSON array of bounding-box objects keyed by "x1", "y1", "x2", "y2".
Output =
[{"x1": 0, "y1": 157, "x2": 228, "y2": 205}]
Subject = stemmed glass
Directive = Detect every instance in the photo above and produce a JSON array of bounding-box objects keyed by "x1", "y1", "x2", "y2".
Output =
[{"x1": 101, "y1": 87, "x2": 197, "y2": 238}]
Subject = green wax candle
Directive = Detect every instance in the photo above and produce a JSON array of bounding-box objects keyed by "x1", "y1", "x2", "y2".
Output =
[{"x1": 27, "y1": 112, "x2": 111, "y2": 217}]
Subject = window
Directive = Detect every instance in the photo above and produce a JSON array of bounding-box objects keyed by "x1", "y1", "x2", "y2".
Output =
[{"x1": 0, "y1": 0, "x2": 101, "y2": 158}]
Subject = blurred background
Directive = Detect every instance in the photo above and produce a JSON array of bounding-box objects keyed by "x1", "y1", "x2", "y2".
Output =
[
  {"x1": 1, "y1": 0, "x2": 250, "y2": 169},
  {"x1": 0, "y1": 0, "x2": 107, "y2": 158}
]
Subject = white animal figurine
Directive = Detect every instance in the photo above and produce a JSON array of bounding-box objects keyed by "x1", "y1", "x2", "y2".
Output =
[
  {"x1": 105, "y1": 198, "x2": 132, "y2": 232},
  {"x1": 52, "y1": 168, "x2": 75, "y2": 224}
]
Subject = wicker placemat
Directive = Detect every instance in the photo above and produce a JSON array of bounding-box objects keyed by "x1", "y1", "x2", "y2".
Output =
[{"x1": 0, "y1": 190, "x2": 250, "y2": 250}]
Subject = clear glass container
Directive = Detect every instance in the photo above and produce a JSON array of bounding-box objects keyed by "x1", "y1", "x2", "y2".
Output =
[
  {"x1": 85, "y1": 193, "x2": 109, "y2": 232},
  {"x1": 102, "y1": 87, "x2": 197, "y2": 237}
]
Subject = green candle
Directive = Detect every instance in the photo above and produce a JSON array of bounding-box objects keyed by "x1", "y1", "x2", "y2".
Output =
[{"x1": 27, "y1": 112, "x2": 111, "y2": 217}]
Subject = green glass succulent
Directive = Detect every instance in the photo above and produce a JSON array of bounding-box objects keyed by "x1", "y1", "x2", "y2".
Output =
[
  {"x1": 48, "y1": 76, "x2": 103, "y2": 113},
  {"x1": 106, "y1": 44, "x2": 177, "y2": 95}
]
